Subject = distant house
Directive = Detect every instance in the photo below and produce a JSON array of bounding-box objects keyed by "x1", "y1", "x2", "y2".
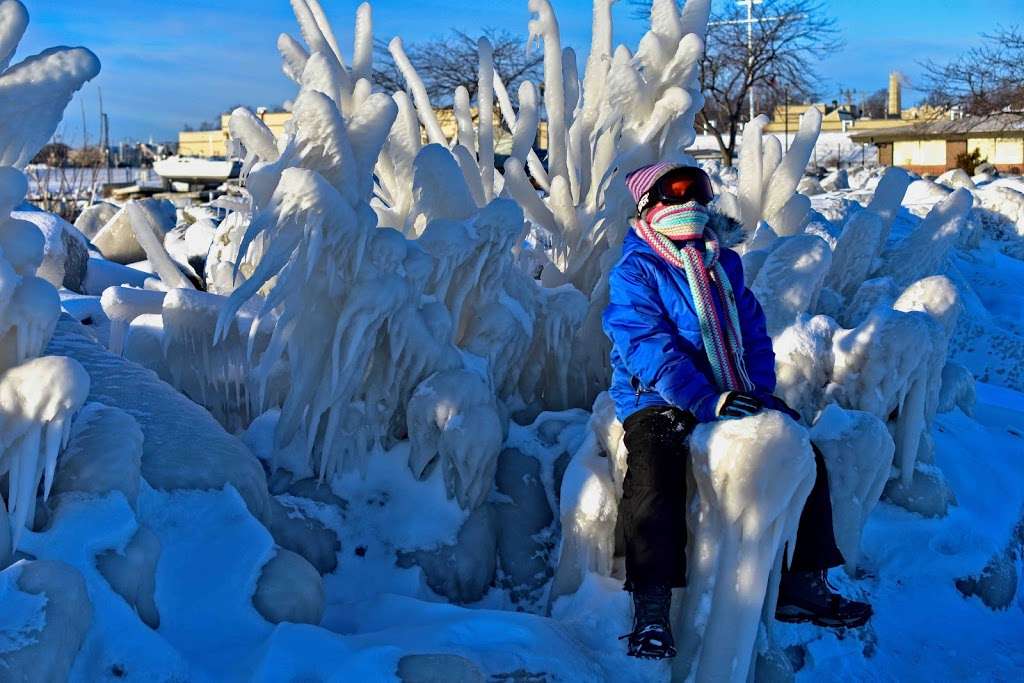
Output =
[{"x1": 849, "y1": 114, "x2": 1024, "y2": 174}]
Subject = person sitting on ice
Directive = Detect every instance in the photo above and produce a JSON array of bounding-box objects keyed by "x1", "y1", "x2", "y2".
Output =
[{"x1": 602, "y1": 163, "x2": 873, "y2": 660}]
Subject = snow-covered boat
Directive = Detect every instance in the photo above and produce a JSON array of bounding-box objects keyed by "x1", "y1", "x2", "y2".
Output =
[{"x1": 153, "y1": 155, "x2": 240, "y2": 183}]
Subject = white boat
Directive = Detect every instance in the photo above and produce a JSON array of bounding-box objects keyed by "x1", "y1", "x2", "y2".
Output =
[{"x1": 153, "y1": 156, "x2": 240, "y2": 183}]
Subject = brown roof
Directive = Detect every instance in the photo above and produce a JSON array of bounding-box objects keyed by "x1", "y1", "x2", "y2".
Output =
[{"x1": 848, "y1": 113, "x2": 1024, "y2": 143}]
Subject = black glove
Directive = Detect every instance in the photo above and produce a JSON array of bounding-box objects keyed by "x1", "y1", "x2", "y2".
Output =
[
  {"x1": 716, "y1": 391, "x2": 764, "y2": 419},
  {"x1": 757, "y1": 389, "x2": 802, "y2": 421}
]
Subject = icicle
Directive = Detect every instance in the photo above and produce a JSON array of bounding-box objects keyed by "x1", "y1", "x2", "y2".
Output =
[
  {"x1": 351, "y1": 2, "x2": 373, "y2": 83},
  {"x1": 528, "y1": 0, "x2": 568, "y2": 181},
  {"x1": 452, "y1": 86, "x2": 475, "y2": 151},
  {"x1": 278, "y1": 33, "x2": 310, "y2": 83},
  {"x1": 389, "y1": 37, "x2": 447, "y2": 145},
  {"x1": 737, "y1": 114, "x2": 769, "y2": 232},
  {"x1": 762, "y1": 106, "x2": 822, "y2": 222},
  {"x1": 477, "y1": 38, "x2": 495, "y2": 202},
  {"x1": 510, "y1": 81, "x2": 539, "y2": 165},
  {"x1": 229, "y1": 107, "x2": 280, "y2": 163}
]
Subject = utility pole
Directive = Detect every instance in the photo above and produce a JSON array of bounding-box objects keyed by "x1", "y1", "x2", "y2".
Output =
[
  {"x1": 709, "y1": 0, "x2": 791, "y2": 123},
  {"x1": 742, "y1": 0, "x2": 758, "y2": 122}
]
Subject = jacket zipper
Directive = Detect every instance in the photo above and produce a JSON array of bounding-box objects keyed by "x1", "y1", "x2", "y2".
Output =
[{"x1": 631, "y1": 376, "x2": 648, "y2": 407}]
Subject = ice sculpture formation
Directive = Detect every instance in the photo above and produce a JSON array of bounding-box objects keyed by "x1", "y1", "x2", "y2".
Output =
[{"x1": 0, "y1": 0, "x2": 97, "y2": 548}]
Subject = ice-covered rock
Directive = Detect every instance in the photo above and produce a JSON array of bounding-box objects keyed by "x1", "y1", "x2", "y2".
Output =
[
  {"x1": 50, "y1": 402, "x2": 143, "y2": 510},
  {"x1": 494, "y1": 447, "x2": 555, "y2": 605},
  {"x1": 796, "y1": 176, "x2": 824, "y2": 196},
  {"x1": 936, "y1": 168, "x2": 976, "y2": 190},
  {"x1": 882, "y1": 466, "x2": 956, "y2": 518},
  {"x1": 938, "y1": 361, "x2": 976, "y2": 415},
  {"x1": 398, "y1": 503, "x2": 497, "y2": 604},
  {"x1": 265, "y1": 498, "x2": 340, "y2": 575},
  {"x1": 902, "y1": 178, "x2": 952, "y2": 215},
  {"x1": 0, "y1": 559, "x2": 92, "y2": 681},
  {"x1": 973, "y1": 185, "x2": 1024, "y2": 239},
  {"x1": 809, "y1": 405, "x2": 894, "y2": 573},
  {"x1": 95, "y1": 525, "x2": 161, "y2": 629},
  {"x1": 407, "y1": 369, "x2": 504, "y2": 510},
  {"x1": 956, "y1": 509, "x2": 1023, "y2": 610},
  {"x1": 46, "y1": 317, "x2": 271, "y2": 521},
  {"x1": 820, "y1": 168, "x2": 849, "y2": 192},
  {"x1": 11, "y1": 210, "x2": 89, "y2": 291},
  {"x1": 125, "y1": 201, "x2": 196, "y2": 290},
  {"x1": 73, "y1": 201, "x2": 118, "y2": 240},
  {"x1": 396, "y1": 653, "x2": 486, "y2": 683},
  {"x1": 91, "y1": 199, "x2": 175, "y2": 265},
  {"x1": 252, "y1": 547, "x2": 325, "y2": 625}
]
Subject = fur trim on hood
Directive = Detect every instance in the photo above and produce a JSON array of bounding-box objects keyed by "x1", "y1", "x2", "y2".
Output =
[{"x1": 707, "y1": 209, "x2": 746, "y2": 248}]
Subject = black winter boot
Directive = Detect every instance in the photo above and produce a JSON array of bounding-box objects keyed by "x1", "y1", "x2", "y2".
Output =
[
  {"x1": 620, "y1": 585, "x2": 676, "y2": 659},
  {"x1": 776, "y1": 570, "x2": 872, "y2": 628}
]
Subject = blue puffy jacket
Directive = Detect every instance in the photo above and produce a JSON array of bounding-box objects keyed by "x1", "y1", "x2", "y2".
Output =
[{"x1": 602, "y1": 227, "x2": 784, "y2": 424}]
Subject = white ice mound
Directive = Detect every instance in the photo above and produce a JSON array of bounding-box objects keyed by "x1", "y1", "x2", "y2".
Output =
[
  {"x1": 548, "y1": 393, "x2": 620, "y2": 605},
  {"x1": 809, "y1": 404, "x2": 894, "y2": 573},
  {"x1": 0, "y1": 355, "x2": 88, "y2": 546},
  {"x1": 673, "y1": 411, "x2": 815, "y2": 683},
  {"x1": 0, "y1": 0, "x2": 100, "y2": 168},
  {"x1": 46, "y1": 318, "x2": 271, "y2": 523},
  {"x1": 51, "y1": 402, "x2": 144, "y2": 510}
]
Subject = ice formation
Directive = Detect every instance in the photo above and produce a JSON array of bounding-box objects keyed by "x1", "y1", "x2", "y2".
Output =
[
  {"x1": 5, "y1": 0, "x2": 1024, "y2": 678},
  {"x1": 809, "y1": 405, "x2": 894, "y2": 573},
  {"x1": 0, "y1": 1, "x2": 99, "y2": 169},
  {"x1": 0, "y1": 1, "x2": 96, "y2": 552},
  {"x1": 551, "y1": 396, "x2": 817, "y2": 681},
  {"x1": 672, "y1": 412, "x2": 815, "y2": 682}
]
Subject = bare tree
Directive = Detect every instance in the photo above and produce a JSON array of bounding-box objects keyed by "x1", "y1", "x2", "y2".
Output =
[
  {"x1": 632, "y1": 0, "x2": 837, "y2": 166},
  {"x1": 861, "y1": 88, "x2": 888, "y2": 119},
  {"x1": 922, "y1": 26, "x2": 1024, "y2": 118},
  {"x1": 374, "y1": 28, "x2": 544, "y2": 108}
]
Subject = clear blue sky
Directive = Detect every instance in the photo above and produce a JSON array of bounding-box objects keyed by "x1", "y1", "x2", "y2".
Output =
[{"x1": 15, "y1": 0, "x2": 1024, "y2": 144}]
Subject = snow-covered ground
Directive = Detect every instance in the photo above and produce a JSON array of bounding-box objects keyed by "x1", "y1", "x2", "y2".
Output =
[
  {"x1": 692, "y1": 131, "x2": 879, "y2": 168},
  {"x1": 2, "y1": 0, "x2": 1024, "y2": 681}
]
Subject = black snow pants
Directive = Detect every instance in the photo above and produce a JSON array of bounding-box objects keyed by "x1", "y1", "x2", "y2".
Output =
[{"x1": 620, "y1": 405, "x2": 845, "y2": 591}]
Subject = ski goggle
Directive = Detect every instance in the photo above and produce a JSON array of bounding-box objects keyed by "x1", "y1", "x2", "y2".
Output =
[{"x1": 637, "y1": 166, "x2": 714, "y2": 215}]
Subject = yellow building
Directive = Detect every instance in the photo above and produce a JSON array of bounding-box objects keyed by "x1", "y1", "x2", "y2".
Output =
[
  {"x1": 177, "y1": 129, "x2": 230, "y2": 157},
  {"x1": 177, "y1": 105, "x2": 547, "y2": 159},
  {"x1": 849, "y1": 113, "x2": 1024, "y2": 174}
]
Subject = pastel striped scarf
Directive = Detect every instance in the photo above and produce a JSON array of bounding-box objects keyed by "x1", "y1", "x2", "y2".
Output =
[{"x1": 634, "y1": 202, "x2": 754, "y2": 393}]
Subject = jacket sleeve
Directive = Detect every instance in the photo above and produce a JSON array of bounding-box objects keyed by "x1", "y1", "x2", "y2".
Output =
[
  {"x1": 602, "y1": 254, "x2": 719, "y2": 417},
  {"x1": 723, "y1": 249, "x2": 777, "y2": 394}
]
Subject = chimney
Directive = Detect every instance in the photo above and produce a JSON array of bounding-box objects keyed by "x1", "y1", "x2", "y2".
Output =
[{"x1": 887, "y1": 72, "x2": 901, "y2": 119}]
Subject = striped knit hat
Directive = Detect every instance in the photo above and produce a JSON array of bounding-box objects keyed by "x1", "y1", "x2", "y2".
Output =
[{"x1": 625, "y1": 162, "x2": 681, "y2": 215}]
